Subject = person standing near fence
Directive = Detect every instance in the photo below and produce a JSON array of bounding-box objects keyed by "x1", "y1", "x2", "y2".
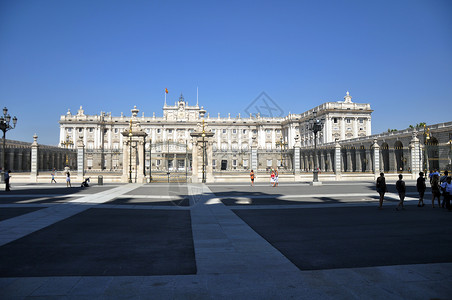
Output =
[
  {"x1": 250, "y1": 170, "x2": 255, "y2": 186},
  {"x1": 51, "y1": 168, "x2": 57, "y2": 183},
  {"x1": 395, "y1": 174, "x2": 406, "y2": 211},
  {"x1": 440, "y1": 171, "x2": 449, "y2": 208},
  {"x1": 66, "y1": 171, "x2": 71, "y2": 187},
  {"x1": 431, "y1": 174, "x2": 441, "y2": 208},
  {"x1": 376, "y1": 173, "x2": 387, "y2": 209},
  {"x1": 417, "y1": 172, "x2": 426, "y2": 207},
  {"x1": 440, "y1": 177, "x2": 452, "y2": 211}
]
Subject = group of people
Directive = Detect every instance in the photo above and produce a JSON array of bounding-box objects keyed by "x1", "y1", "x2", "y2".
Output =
[
  {"x1": 249, "y1": 168, "x2": 279, "y2": 187},
  {"x1": 377, "y1": 170, "x2": 452, "y2": 211}
]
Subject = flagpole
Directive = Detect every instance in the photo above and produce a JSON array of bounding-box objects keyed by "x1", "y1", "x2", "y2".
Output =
[
  {"x1": 197, "y1": 86, "x2": 199, "y2": 106},
  {"x1": 164, "y1": 89, "x2": 167, "y2": 106}
]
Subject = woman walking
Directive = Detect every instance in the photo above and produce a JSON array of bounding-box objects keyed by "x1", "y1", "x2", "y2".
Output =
[
  {"x1": 250, "y1": 170, "x2": 255, "y2": 186},
  {"x1": 66, "y1": 171, "x2": 71, "y2": 187},
  {"x1": 431, "y1": 174, "x2": 441, "y2": 208},
  {"x1": 417, "y1": 172, "x2": 426, "y2": 207}
]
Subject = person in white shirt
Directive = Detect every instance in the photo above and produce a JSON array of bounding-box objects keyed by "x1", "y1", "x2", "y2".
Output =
[{"x1": 440, "y1": 177, "x2": 452, "y2": 211}]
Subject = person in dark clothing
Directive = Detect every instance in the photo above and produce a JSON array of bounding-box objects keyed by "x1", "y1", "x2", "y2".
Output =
[
  {"x1": 395, "y1": 174, "x2": 406, "y2": 211},
  {"x1": 376, "y1": 172, "x2": 387, "y2": 209},
  {"x1": 4, "y1": 170, "x2": 11, "y2": 191},
  {"x1": 417, "y1": 172, "x2": 426, "y2": 207},
  {"x1": 440, "y1": 170, "x2": 449, "y2": 208},
  {"x1": 431, "y1": 174, "x2": 441, "y2": 208}
]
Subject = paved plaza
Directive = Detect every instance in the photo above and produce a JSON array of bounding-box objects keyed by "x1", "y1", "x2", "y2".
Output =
[{"x1": 0, "y1": 180, "x2": 451, "y2": 299}]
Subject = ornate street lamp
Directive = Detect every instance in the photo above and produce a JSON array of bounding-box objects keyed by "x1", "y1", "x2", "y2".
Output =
[
  {"x1": 1, "y1": 107, "x2": 17, "y2": 182},
  {"x1": 423, "y1": 124, "x2": 430, "y2": 174},
  {"x1": 276, "y1": 137, "x2": 287, "y2": 168},
  {"x1": 149, "y1": 137, "x2": 153, "y2": 182},
  {"x1": 201, "y1": 121, "x2": 206, "y2": 183},
  {"x1": 308, "y1": 111, "x2": 324, "y2": 182},
  {"x1": 60, "y1": 134, "x2": 74, "y2": 166}
]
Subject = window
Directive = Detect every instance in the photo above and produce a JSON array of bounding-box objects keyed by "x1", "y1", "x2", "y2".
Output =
[
  {"x1": 334, "y1": 118, "x2": 338, "y2": 123},
  {"x1": 168, "y1": 129, "x2": 173, "y2": 133},
  {"x1": 87, "y1": 159, "x2": 93, "y2": 167},
  {"x1": 266, "y1": 129, "x2": 271, "y2": 133},
  {"x1": 232, "y1": 160, "x2": 237, "y2": 167},
  {"x1": 346, "y1": 118, "x2": 351, "y2": 123},
  {"x1": 243, "y1": 129, "x2": 247, "y2": 134},
  {"x1": 277, "y1": 160, "x2": 281, "y2": 167},
  {"x1": 212, "y1": 129, "x2": 216, "y2": 133},
  {"x1": 243, "y1": 159, "x2": 248, "y2": 167},
  {"x1": 78, "y1": 128, "x2": 83, "y2": 133},
  {"x1": 156, "y1": 159, "x2": 161, "y2": 166},
  {"x1": 222, "y1": 129, "x2": 226, "y2": 134},
  {"x1": 67, "y1": 128, "x2": 72, "y2": 133},
  {"x1": 157, "y1": 129, "x2": 161, "y2": 134},
  {"x1": 359, "y1": 119, "x2": 364, "y2": 124},
  {"x1": 276, "y1": 129, "x2": 281, "y2": 133},
  {"x1": 233, "y1": 129, "x2": 237, "y2": 134},
  {"x1": 267, "y1": 159, "x2": 272, "y2": 167},
  {"x1": 252, "y1": 129, "x2": 257, "y2": 134},
  {"x1": 89, "y1": 128, "x2": 94, "y2": 133},
  {"x1": 212, "y1": 160, "x2": 216, "y2": 167},
  {"x1": 114, "y1": 128, "x2": 119, "y2": 133}
]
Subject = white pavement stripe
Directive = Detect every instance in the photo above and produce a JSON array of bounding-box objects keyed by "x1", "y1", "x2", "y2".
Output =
[{"x1": 188, "y1": 183, "x2": 300, "y2": 275}]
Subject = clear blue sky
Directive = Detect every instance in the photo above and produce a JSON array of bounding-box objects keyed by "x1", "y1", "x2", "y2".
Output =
[{"x1": 1, "y1": 0, "x2": 451, "y2": 145}]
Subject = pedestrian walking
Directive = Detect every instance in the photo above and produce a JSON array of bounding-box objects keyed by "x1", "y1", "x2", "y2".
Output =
[
  {"x1": 395, "y1": 174, "x2": 406, "y2": 211},
  {"x1": 66, "y1": 171, "x2": 71, "y2": 187},
  {"x1": 416, "y1": 172, "x2": 426, "y2": 207},
  {"x1": 4, "y1": 170, "x2": 11, "y2": 191},
  {"x1": 440, "y1": 171, "x2": 449, "y2": 208},
  {"x1": 429, "y1": 169, "x2": 440, "y2": 184},
  {"x1": 376, "y1": 172, "x2": 387, "y2": 208},
  {"x1": 270, "y1": 170, "x2": 276, "y2": 187},
  {"x1": 431, "y1": 174, "x2": 441, "y2": 208},
  {"x1": 250, "y1": 170, "x2": 255, "y2": 186},
  {"x1": 51, "y1": 168, "x2": 57, "y2": 183},
  {"x1": 440, "y1": 177, "x2": 452, "y2": 211}
]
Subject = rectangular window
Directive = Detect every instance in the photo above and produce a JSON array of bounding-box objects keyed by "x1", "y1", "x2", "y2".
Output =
[
  {"x1": 67, "y1": 128, "x2": 72, "y2": 133},
  {"x1": 89, "y1": 128, "x2": 94, "y2": 133},
  {"x1": 223, "y1": 129, "x2": 226, "y2": 134},
  {"x1": 346, "y1": 118, "x2": 351, "y2": 123},
  {"x1": 243, "y1": 159, "x2": 248, "y2": 167},
  {"x1": 232, "y1": 159, "x2": 237, "y2": 167},
  {"x1": 267, "y1": 159, "x2": 272, "y2": 167},
  {"x1": 168, "y1": 129, "x2": 173, "y2": 133},
  {"x1": 243, "y1": 129, "x2": 247, "y2": 134},
  {"x1": 157, "y1": 129, "x2": 161, "y2": 134},
  {"x1": 233, "y1": 129, "x2": 237, "y2": 134},
  {"x1": 334, "y1": 118, "x2": 338, "y2": 123},
  {"x1": 87, "y1": 159, "x2": 93, "y2": 167},
  {"x1": 359, "y1": 119, "x2": 364, "y2": 124},
  {"x1": 212, "y1": 159, "x2": 216, "y2": 167},
  {"x1": 114, "y1": 128, "x2": 119, "y2": 133},
  {"x1": 78, "y1": 128, "x2": 83, "y2": 133},
  {"x1": 277, "y1": 160, "x2": 281, "y2": 167},
  {"x1": 156, "y1": 159, "x2": 161, "y2": 166}
]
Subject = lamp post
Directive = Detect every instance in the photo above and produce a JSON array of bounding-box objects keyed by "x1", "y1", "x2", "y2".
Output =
[
  {"x1": 201, "y1": 121, "x2": 206, "y2": 183},
  {"x1": 128, "y1": 120, "x2": 133, "y2": 183},
  {"x1": 275, "y1": 137, "x2": 287, "y2": 168},
  {"x1": 60, "y1": 134, "x2": 74, "y2": 167},
  {"x1": 423, "y1": 124, "x2": 430, "y2": 174},
  {"x1": 308, "y1": 111, "x2": 324, "y2": 182},
  {"x1": 1, "y1": 107, "x2": 17, "y2": 182},
  {"x1": 149, "y1": 137, "x2": 152, "y2": 182}
]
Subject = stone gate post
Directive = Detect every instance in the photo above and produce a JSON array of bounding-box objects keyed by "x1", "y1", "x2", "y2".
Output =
[
  {"x1": 372, "y1": 139, "x2": 380, "y2": 180},
  {"x1": 77, "y1": 136, "x2": 85, "y2": 182},
  {"x1": 30, "y1": 134, "x2": 38, "y2": 182}
]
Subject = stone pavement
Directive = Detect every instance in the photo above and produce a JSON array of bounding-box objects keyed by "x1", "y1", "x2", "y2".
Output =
[{"x1": 0, "y1": 181, "x2": 451, "y2": 299}]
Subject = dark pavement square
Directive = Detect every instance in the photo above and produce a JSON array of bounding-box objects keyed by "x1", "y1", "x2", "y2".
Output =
[
  {"x1": 0, "y1": 207, "x2": 44, "y2": 222},
  {"x1": 233, "y1": 206, "x2": 452, "y2": 270},
  {"x1": 0, "y1": 208, "x2": 196, "y2": 276}
]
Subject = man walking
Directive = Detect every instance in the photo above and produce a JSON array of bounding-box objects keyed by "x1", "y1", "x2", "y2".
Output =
[
  {"x1": 376, "y1": 172, "x2": 387, "y2": 209},
  {"x1": 395, "y1": 174, "x2": 406, "y2": 211},
  {"x1": 417, "y1": 172, "x2": 426, "y2": 207},
  {"x1": 4, "y1": 170, "x2": 11, "y2": 191}
]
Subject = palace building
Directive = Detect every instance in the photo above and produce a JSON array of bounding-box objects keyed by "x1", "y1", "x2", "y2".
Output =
[{"x1": 58, "y1": 92, "x2": 372, "y2": 173}]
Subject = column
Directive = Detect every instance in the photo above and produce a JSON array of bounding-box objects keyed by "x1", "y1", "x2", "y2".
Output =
[
  {"x1": 17, "y1": 152, "x2": 23, "y2": 171},
  {"x1": 373, "y1": 139, "x2": 380, "y2": 179},
  {"x1": 30, "y1": 134, "x2": 38, "y2": 182},
  {"x1": 355, "y1": 149, "x2": 361, "y2": 172},
  {"x1": 320, "y1": 151, "x2": 325, "y2": 172},
  {"x1": 206, "y1": 140, "x2": 214, "y2": 182},
  {"x1": 251, "y1": 137, "x2": 258, "y2": 171},
  {"x1": 346, "y1": 149, "x2": 352, "y2": 172},
  {"x1": 410, "y1": 130, "x2": 421, "y2": 179},
  {"x1": 326, "y1": 151, "x2": 332, "y2": 172},
  {"x1": 191, "y1": 139, "x2": 199, "y2": 183},
  {"x1": 121, "y1": 139, "x2": 130, "y2": 183},
  {"x1": 77, "y1": 137, "x2": 85, "y2": 181},
  {"x1": 334, "y1": 140, "x2": 341, "y2": 179},
  {"x1": 365, "y1": 148, "x2": 372, "y2": 172},
  {"x1": 293, "y1": 136, "x2": 301, "y2": 176}
]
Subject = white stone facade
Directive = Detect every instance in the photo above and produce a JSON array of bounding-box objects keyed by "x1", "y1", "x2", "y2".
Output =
[{"x1": 59, "y1": 92, "x2": 372, "y2": 171}]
